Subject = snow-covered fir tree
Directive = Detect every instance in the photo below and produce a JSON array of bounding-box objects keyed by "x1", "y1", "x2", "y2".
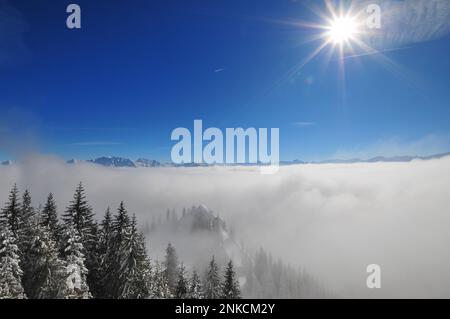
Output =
[
  {"x1": 0, "y1": 185, "x2": 21, "y2": 237},
  {"x1": 22, "y1": 213, "x2": 65, "y2": 299},
  {"x1": 0, "y1": 225, "x2": 26, "y2": 299},
  {"x1": 127, "y1": 231, "x2": 152, "y2": 298},
  {"x1": 203, "y1": 256, "x2": 222, "y2": 299},
  {"x1": 164, "y1": 242, "x2": 179, "y2": 295},
  {"x1": 99, "y1": 208, "x2": 113, "y2": 256},
  {"x1": 40, "y1": 193, "x2": 62, "y2": 244},
  {"x1": 175, "y1": 263, "x2": 188, "y2": 299},
  {"x1": 119, "y1": 215, "x2": 152, "y2": 299},
  {"x1": 63, "y1": 183, "x2": 95, "y2": 237},
  {"x1": 59, "y1": 223, "x2": 91, "y2": 299},
  {"x1": 63, "y1": 183, "x2": 100, "y2": 297},
  {"x1": 19, "y1": 189, "x2": 35, "y2": 242},
  {"x1": 221, "y1": 260, "x2": 241, "y2": 299},
  {"x1": 17, "y1": 191, "x2": 40, "y2": 297},
  {"x1": 104, "y1": 201, "x2": 130, "y2": 298},
  {"x1": 103, "y1": 201, "x2": 150, "y2": 299},
  {"x1": 188, "y1": 270, "x2": 203, "y2": 299},
  {"x1": 97, "y1": 207, "x2": 113, "y2": 298},
  {"x1": 150, "y1": 261, "x2": 172, "y2": 299}
]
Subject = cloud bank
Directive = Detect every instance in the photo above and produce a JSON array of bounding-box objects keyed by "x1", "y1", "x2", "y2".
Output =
[{"x1": 1, "y1": 154, "x2": 450, "y2": 298}]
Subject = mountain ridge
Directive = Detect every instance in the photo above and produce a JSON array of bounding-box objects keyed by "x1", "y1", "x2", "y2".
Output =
[
  {"x1": 2, "y1": 152, "x2": 450, "y2": 167},
  {"x1": 69, "y1": 152, "x2": 450, "y2": 167}
]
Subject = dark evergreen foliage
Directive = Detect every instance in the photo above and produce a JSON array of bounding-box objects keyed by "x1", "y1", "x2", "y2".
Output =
[
  {"x1": 40, "y1": 193, "x2": 62, "y2": 243},
  {"x1": 62, "y1": 183, "x2": 101, "y2": 297},
  {"x1": 164, "y1": 242, "x2": 179, "y2": 295},
  {"x1": 188, "y1": 270, "x2": 203, "y2": 299},
  {"x1": 175, "y1": 263, "x2": 188, "y2": 299},
  {"x1": 203, "y1": 256, "x2": 222, "y2": 299},
  {"x1": 0, "y1": 184, "x2": 21, "y2": 237},
  {"x1": 221, "y1": 260, "x2": 241, "y2": 299}
]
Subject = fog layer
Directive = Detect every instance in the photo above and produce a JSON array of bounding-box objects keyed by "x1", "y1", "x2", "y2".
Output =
[{"x1": 1, "y1": 154, "x2": 450, "y2": 298}]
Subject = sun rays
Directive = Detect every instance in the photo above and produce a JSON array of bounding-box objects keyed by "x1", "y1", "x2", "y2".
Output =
[{"x1": 269, "y1": 0, "x2": 421, "y2": 98}]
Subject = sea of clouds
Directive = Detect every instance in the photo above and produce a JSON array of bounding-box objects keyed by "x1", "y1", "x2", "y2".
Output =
[{"x1": 1, "y1": 154, "x2": 450, "y2": 298}]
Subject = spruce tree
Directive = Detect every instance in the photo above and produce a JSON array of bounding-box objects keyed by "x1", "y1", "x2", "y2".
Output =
[
  {"x1": 203, "y1": 256, "x2": 221, "y2": 299},
  {"x1": 103, "y1": 201, "x2": 130, "y2": 298},
  {"x1": 20, "y1": 190, "x2": 34, "y2": 228},
  {"x1": 63, "y1": 183, "x2": 94, "y2": 236},
  {"x1": 0, "y1": 184, "x2": 21, "y2": 237},
  {"x1": 63, "y1": 183, "x2": 100, "y2": 297},
  {"x1": 22, "y1": 215, "x2": 65, "y2": 299},
  {"x1": 150, "y1": 261, "x2": 171, "y2": 299},
  {"x1": 0, "y1": 225, "x2": 26, "y2": 299},
  {"x1": 129, "y1": 232, "x2": 152, "y2": 298},
  {"x1": 164, "y1": 242, "x2": 179, "y2": 295},
  {"x1": 175, "y1": 263, "x2": 188, "y2": 299},
  {"x1": 119, "y1": 215, "x2": 152, "y2": 299},
  {"x1": 59, "y1": 223, "x2": 91, "y2": 299},
  {"x1": 188, "y1": 270, "x2": 203, "y2": 299},
  {"x1": 97, "y1": 207, "x2": 113, "y2": 298},
  {"x1": 40, "y1": 193, "x2": 62, "y2": 243},
  {"x1": 221, "y1": 260, "x2": 241, "y2": 299},
  {"x1": 18, "y1": 190, "x2": 39, "y2": 297},
  {"x1": 99, "y1": 207, "x2": 113, "y2": 257}
]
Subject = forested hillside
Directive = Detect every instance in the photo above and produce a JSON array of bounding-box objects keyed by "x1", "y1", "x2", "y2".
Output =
[{"x1": 0, "y1": 183, "x2": 325, "y2": 299}]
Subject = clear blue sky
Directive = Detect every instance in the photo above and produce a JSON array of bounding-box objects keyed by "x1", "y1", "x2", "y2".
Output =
[{"x1": 1, "y1": 0, "x2": 449, "y2": 162}]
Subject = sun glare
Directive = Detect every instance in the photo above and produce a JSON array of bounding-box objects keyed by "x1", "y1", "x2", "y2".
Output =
[
  {"x1": 327, "y1": 16, "x2": 358, "y2": 44},
  {"x1": 284, "y1": 1, "x2": 395, "y2": 89}
]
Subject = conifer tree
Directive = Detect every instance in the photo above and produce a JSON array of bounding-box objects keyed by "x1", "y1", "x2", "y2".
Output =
[
  {"x1": 20, "y1": 190, "x2": 34, "y2": 227},
  {"x1": 188, "y1": 270, "x2": 203, "y2": 299},
  {"x1": 203, "y1": 256, "x2": 221, "y2": 299},
  {"x1": 59, "y1": 223, "x2": 91, "y2": 299},
  {"x1": 63, "y1": 183, "x2": 94, "y2": 236},
  {"x1": 40, "y1": 193, "x2": 62, "y2": 243},
  {"x1": 150, "y1": 261, "x2": 172, "y2": 299},
  {"x1": 221, "y1": 260, "x2": 241, "y2": 299},
  {"x1": 0, "y1": 184, "x2": 21, "y2": 237},
  {"x1": 22, "y1": 215, "x2": 65, "y2": 299},
  {"x1": 97, "y1": 207, "x2": 113, "y2": 298},
  {"x1": 175, "y1": 263, "x2": 188, "y2": 299},
  {"x1": 18, "y1": 190, "x2": 40, "y2": 297},
  {"x1": 99, "y1": 207, "x2": 113, "y2": 256},
  {"x1": 119, "y1": 215, "x2": 152, "y2": 299},
  {"x1": 63, "y1": 183, "x2": 100, "y2": 297},
  {"x1": 103, "y1": 201, "x2": 130, "y2": 298},
  {"x1": 0, "y1": 225, "x2": 26, "y2": 299},
  {"x1": 164, "y1": 242, "x2": 179, "y2": 294},
  {"x1": 127, "y1": 232, "x2": 152, "y2": 298}
]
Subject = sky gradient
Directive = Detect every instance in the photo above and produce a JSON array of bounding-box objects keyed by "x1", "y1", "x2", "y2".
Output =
[{"x1": 1, "y1": 0, "x2": 450, "y2": 162}]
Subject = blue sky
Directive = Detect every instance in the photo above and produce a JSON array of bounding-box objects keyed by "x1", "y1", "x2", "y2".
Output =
[{"x1": 1, "y1": 0, "x2": 450, "y2": 162}]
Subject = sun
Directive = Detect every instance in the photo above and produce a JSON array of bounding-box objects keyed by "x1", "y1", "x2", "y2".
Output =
[
  {"x1": 327, "y1": 16, "x2": 358, "y2": 44},
  {"x1": 283, "y1": 0, "x2": 391, "y2": 87}
]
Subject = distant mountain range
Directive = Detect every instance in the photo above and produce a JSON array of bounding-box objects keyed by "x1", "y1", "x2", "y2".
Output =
[
  {"x1": 2, "y1": 152, "x2": 450, "y2": 167},
  {"x1": 65, "y1": 157, "x2": 163, "y2": 168},
  {"x1": 313, "y1": 152, "x2": 450, "y2": 164},
  {"x1": 69, "y1": 156, "x2": 210, "y2": 167}
]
